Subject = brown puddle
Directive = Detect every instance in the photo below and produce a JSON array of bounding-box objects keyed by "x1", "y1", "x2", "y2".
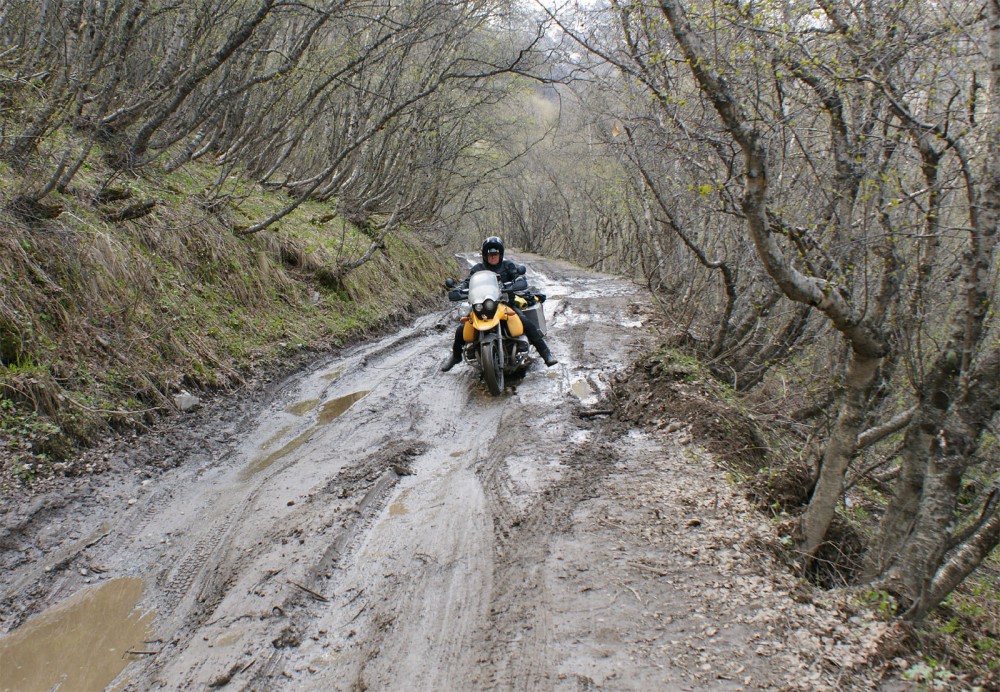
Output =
[
  {"x1": 259, "y1": 424, "x2": 293, "y2": 453},
  {"x1": 286, "y1": 398, "x2": 320, "y2": 416},
  {"x1": 211, "y1": 630, "x2": 243, "y2": 649},
  {"x1": 241, "y1": 427, "x2": 316, "y2": 479},
  {"x1": 571, "y1": 380, "x2": 594, "y2": 398},
  {"x1": 321, "y1": 368, "x2": 344, "y2": 382},
  {"x1": 0, "y1": 577, "x2": 155, "y2": 692},
  {"x1": 318, "y1": 391, "x2": 369, "y2": 424},
  {"x1": 242, "y1": 391, "x2": 369, "y2": 479}
]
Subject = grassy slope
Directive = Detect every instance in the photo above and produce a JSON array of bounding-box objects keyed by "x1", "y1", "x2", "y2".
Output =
[{"x1": 0, "y1": 162, "x2": 457, "y2": 490}]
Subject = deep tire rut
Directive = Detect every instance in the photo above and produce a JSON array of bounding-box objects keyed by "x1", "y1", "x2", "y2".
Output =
[{"x1": 2, "y1": 257, "x2": 679, "y2": 692}]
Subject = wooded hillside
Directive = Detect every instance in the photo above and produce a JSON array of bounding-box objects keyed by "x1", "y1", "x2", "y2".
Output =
[{"x1": 0, "y1": 0, "x2": 997, "y2": 672}]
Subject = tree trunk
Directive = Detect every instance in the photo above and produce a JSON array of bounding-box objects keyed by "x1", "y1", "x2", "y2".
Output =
[
  {"x1": 914, "y1": 498, "x2": 1000, "y2": 621},
  {"x1": 793, "y1": 351, "x2": 881, "y2": 559},
  {"x1": 867, "y1": 0, "x2": 999, "y2": 605},
  {"x1": 128, "y1": 0, "x2": 277, "y2": 162},
  {"x1": 658, "y1": 0, "x2": 888, "y2": 561}
]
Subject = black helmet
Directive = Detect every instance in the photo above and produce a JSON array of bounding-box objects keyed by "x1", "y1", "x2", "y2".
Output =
[{"x1": 481, "y1": 236, "x2": 504, "y2": 264}]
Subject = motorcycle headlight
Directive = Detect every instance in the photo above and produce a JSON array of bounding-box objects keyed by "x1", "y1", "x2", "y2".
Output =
[
  {"x1": 483, "y1": 299, "x2": 497, "y2": 316},
  {"x1": 473, "y1": 303, "x2": 484, "y2": 314}
]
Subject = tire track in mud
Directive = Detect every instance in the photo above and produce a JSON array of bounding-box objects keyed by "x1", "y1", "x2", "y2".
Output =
[
  {"x1": 120, "y1": 315, "x2": 462, "y2": 688},
  {"x1": 282, "y1": 393, "x2": 501, "y2": 690},
  {"x1": 475, "y1": 404, "x2": 623, "y2": 689},
  {"x1": 165, "y1": 317, "x2": 441, "y2": 587},
  {"x1": 246, "y1": 458, "x2": 410, "y2": 690},
  {"x1": 2, "y1": 257, "x2": 661, "y2": 691},
  {"x1": 138, "y1": 459, "x2": 411, "y2": 689},
  {"x1": 310, "y1": 442, "x2": 430, "y2": 583},
  {"x1": 139, "y1": 436, "x2": 320, "y2": 635},
  {"x1": 196, "y1": 443, "x2": 417, "y2": 688}
]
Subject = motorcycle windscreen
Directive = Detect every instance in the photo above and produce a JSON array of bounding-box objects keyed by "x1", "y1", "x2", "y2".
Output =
[{"x1": 467, "y1": 271, "x2": 501, "y2": 304}]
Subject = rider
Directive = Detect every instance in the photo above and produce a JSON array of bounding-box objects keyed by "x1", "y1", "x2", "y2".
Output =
[{"x1": 441, "y1": 236, "x2": 558, "y2": 371}]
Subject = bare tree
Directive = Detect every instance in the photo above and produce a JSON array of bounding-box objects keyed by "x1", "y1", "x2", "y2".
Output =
[
  {"x1": 0, "y1": 0, "x2": 553, "y2": 265},
  {"x1": 547, "y1": 0, "x2": 996, "y2": 617}
]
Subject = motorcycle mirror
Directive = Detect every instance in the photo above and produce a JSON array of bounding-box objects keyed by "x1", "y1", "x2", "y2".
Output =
[
  {"x1": 516, "y1": 264, "x2": 526, "y2": 275},
  {"x1": 445, "y1": 278, "x2": 456, "y2": 288}
]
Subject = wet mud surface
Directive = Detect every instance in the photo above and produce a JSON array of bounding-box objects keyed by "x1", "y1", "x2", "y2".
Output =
[{"x1": 1, "y1": 257, "x2": 900, "y2": 690}]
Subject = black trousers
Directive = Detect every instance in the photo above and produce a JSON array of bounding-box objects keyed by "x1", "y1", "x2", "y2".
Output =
[{"x1": 452, "y1": 306, "x2": 549, "y2": 356}]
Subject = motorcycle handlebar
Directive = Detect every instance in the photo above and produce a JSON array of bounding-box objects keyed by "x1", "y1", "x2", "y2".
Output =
[{"x1": 447, "y1": 276, "x2": 530, "y2": 303}]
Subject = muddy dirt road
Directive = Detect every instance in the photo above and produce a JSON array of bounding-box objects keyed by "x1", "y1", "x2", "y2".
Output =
[{"x1": 1, "y1": 257, "x2": 896, "y2": 691}]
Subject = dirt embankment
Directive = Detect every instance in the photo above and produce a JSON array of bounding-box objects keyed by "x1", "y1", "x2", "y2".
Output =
[{"x1": 1, "y1": 258, "x2": 909, "y2": 691}]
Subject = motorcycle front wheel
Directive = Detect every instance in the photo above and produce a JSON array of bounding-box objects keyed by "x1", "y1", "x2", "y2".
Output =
[{"x1": 481, "y1": 340, "x2": 504, "y2": 395}]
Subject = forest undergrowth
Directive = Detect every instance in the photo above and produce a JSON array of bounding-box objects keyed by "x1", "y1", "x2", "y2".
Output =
[
  {"x1": 612, "y1": 346, "x2": 1000, "y2": 689},
  {"x1": 1, "y1": 0, "x2": 995, "y2": 686}
]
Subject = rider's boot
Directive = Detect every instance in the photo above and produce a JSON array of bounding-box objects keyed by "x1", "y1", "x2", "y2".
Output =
[
  {"x1": 441, "y1": 350, "x2": 462, "y2": 372},
  {"x1": 538, "y1": 348, "x2": 558, "y2": 367},
  {"x1": 525, "y1": 325, "x2": 558, "y2": 367}
]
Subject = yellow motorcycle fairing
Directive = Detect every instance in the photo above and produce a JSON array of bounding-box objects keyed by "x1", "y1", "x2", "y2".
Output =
[{"x1": 463, "y1": 305, "x2": 524, "y2": 342}]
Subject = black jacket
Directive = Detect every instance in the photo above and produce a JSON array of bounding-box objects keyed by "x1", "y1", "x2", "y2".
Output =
[{"x1": 461, "y1": 259, "x2": 519, "y2": 288}]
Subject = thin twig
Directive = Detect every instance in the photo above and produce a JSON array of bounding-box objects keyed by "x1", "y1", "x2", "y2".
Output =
[
  {"x1": 287, "y1": 579, "x2": 329, "y2": 602},
  {"x1": 627, "y1": 561, "x2": 672, "y2": 577},
  {"x1": 348, "y1": 602, "x2": 368, "y2": 624}
]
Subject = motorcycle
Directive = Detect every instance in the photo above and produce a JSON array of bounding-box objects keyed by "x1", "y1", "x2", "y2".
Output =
[{"x1": 445, "y1": 266, "x2": 547, "y2": 395}]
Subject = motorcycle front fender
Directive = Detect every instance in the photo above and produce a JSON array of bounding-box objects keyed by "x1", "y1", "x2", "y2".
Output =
[
  {"x1": 477, "y1": 330, "x2": 500, "y2": 346},
  {"x1": 477, "y1": 328, "x2": 504, "y2": 370}
]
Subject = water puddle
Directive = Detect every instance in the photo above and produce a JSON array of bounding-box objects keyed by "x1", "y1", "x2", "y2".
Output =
[
  {"x1": 211, "y1": 630, "x2": 243, "y2": 649},
  {"x1": 0, "y1": 578, "x2": 155, "y2": 692},
  {"x1": 389, "y1": 499, "x2": 409, "y2": 516},
  {"x1": 449, "y1": 450, "x2": 465, "y2": 458},
  {"x1": 286, "y1": 398, "x2": 320, "y2": 416},
  {"x1": 242, "y1": 391, "x2": 368, "y2": 479},
  {"x1": 241, "y1": 427, "x2": 316, "y2": 479},
  {"x1": 259, "y1": 424, "x2": 293, "y2": 453},
  {"x1": 571, "y1": 380, "x2": 594, "y2": 398},
  {"x1": 321, "y1": 368, "x2": 344, "y2": 381},
  {"x1": 318, "y1": 391, "x2": 369, "y2": 424}
]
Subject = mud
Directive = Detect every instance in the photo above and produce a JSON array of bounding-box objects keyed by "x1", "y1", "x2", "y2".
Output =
[{"x1": 0, "y1": 256, "x2": 902, "y2": 690}]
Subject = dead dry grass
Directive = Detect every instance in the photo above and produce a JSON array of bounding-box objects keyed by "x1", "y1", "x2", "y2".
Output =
[{"x1": 0, "y1": 164, "x2": 456, "y2": 491}]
